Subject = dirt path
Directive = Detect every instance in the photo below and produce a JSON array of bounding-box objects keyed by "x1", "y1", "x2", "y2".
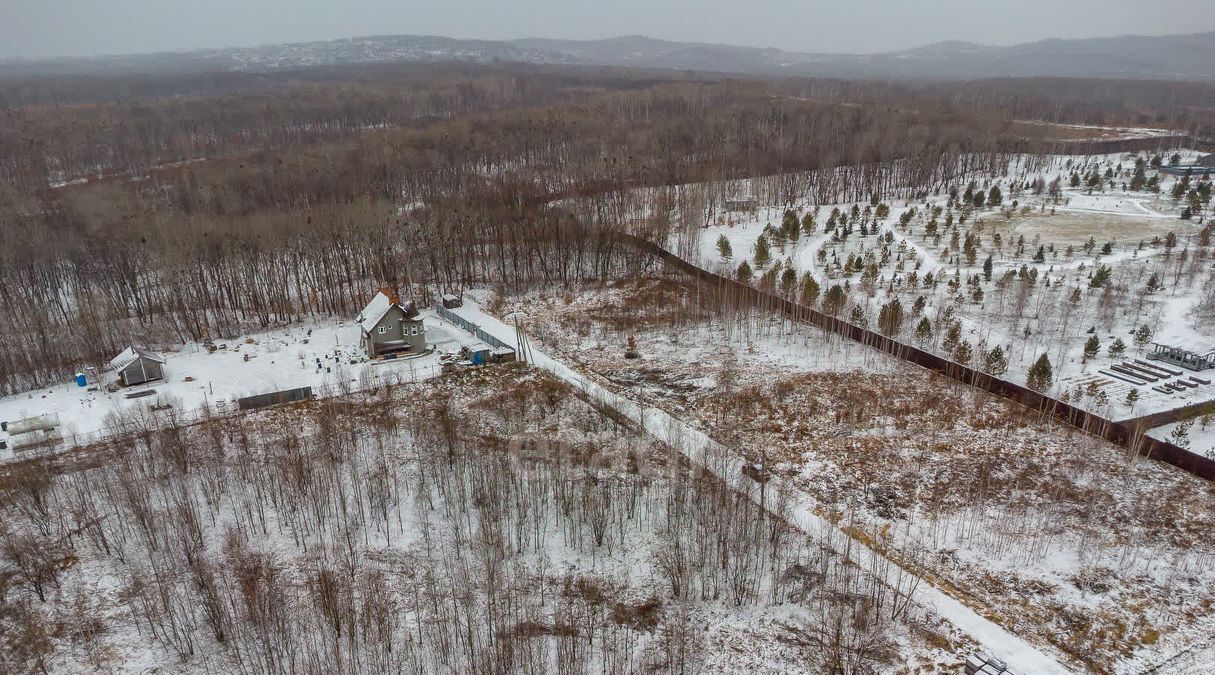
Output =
[{"x1": 451, "y1": 298, "x2": 1075, "y2": 675}]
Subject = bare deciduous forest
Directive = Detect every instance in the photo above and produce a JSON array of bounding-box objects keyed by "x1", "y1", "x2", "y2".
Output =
[
  {"x1": 6, "y1": 63, "x2": 1207, "y2": 396},
  {"x1": 2, "y1": 57, "x2": 1213, "y2": 673},
  {"x1": 0, "y1": 366, "x2": 943, "y2": 674}
]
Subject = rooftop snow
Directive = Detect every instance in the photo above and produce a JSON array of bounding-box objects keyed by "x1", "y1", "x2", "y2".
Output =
[
  {"x1": 1152, "y1": 336, "x2": 1215, "y2": 357},
  {"x1": 357, "y1": 291, "x2": 395, "y2": 333},
  {"x1": 108, "y1": 346, "x2": 166, "y2": 372}
]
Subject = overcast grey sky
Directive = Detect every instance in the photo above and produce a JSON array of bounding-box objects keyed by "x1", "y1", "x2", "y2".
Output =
[{"x1": 2, "y1": 0, "x2": 1213, "y2": 59}]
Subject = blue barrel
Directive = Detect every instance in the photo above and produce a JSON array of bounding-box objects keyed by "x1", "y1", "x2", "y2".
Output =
[{"x1": 75, "y1": 372, "x2": 87, "y2": 387}]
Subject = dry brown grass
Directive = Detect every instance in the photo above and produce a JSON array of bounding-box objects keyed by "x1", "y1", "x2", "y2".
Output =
[{"x1": 497, "y1": 277, "x2": 1215, "y2": 671}]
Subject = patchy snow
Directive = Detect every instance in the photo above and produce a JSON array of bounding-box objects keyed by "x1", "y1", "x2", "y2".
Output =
[
  {"x1": 1017, "y1": 121, "x2": 1185, "y2": 142},
  {"x1": 451, "y1": 297, "x2": 1073, "y2": 675},
  {"x1": 490, "y1": 279, "x2": 1215, "y2": 672}
]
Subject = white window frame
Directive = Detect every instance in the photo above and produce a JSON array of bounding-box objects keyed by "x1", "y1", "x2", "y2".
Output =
[{"x1": 377, "y1": 326, "x2": 386, "y2": 335}]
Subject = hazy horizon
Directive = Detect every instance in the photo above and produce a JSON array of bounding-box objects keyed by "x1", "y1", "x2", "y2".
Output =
[{"x1": 2, "y1": 0, "x2": 1213, "y2": 60}]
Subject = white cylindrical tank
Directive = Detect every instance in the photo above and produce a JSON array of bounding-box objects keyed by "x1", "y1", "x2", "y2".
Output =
[{"x1": 5, "y1": 413, "x2": 61, "y2": 435}]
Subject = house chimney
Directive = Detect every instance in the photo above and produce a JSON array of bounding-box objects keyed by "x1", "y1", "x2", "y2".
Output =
[{"x1": 378, "y1": 286, "x2": 399, "y2": 305}]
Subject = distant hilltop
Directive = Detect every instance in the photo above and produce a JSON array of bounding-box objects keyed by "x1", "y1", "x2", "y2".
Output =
[{"x1": 3, "y1": 30, "x2": 1214, "y2": 82}]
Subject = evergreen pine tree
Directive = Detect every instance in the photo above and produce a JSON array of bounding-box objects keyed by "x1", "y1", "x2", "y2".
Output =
[
  {"x1": 1133, "y1": 324, "x2": 1154, "y2": 353},
  {"x1": 716, "y1": 235, "x2": 733, "y2": 261},
  {"x1": 822, "y1": 284, "x2": 847, "y2": 315},
  {"x1": 779, "y1": 267, "x2": 798, "y2": 298},
  {"x1": 1027, "y1": 354, "x2": 1054, "y2": 392},
  {"x1": 781, "y1": 209, "x2": 800, "y2": 243},
  {"x1": 1084, "y1": 335, "x2": 1101, "y2": 359},
  {"x1": 877, "y1": 298, "x2": 905, "y2": 336},
  {"x1": 736, "y1": 260, "x2": 754, "y2": 283},
  {"x1": 753, "y1": 234, "x2": 772, "y2": 270},
  {"x1": 849, "y1": 304, "x2": 867, "y2": 327},
  {"x1": 799, "y1": 273, "x2": 821, "y2": 306},
  {"x1": 1171, "y1": 419, "x2": 1194, "y2": 448},
  {"x1": 1089, "y1": 265, "x2": 1112, "y2": 288},
  {"x1": 985, "y1": 345, "x2": 1008, "y2": 376},
  {"x1": 942, "y1": 322, "x2": 961, "y2": 354},
  {"x1": 1130, "y1": 159, "x2": 1147, "y2": 191},
  {"x1": 953, "y1": 340, "x2": 973, "y2": 365}
]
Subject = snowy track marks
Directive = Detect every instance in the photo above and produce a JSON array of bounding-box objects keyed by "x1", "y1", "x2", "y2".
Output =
[{"x1": 451, "y1": 299, "x2": 1073, "y2": 675}]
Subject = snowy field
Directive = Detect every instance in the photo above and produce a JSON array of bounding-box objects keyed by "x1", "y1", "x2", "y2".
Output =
[
  {"x1": 674, "y1": 150, "x2": 1213, "y2": 432},
  {"x1": 1149, "y1": 417, "x2": 1215, "y2": 458},
  {"x1": 0, "y1": 309, "x2": 485, "y2": 459}
]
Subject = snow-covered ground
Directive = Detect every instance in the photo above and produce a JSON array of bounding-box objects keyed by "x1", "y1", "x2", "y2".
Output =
[
  {"x1": 1148, "y1": 417, "x2": 1215, "y2": 458},
  {"x1": 0, "y1": 309, "x2": 485, "y2": 458},
  {"x1": 676, "y1": 150, "x2": 1213, "y2": 428},
  {"x1": 0, "y1": 341, "x2": 976, "y2": 674}
]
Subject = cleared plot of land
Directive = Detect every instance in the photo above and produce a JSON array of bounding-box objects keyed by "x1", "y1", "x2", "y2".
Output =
[
  {"x1": 998, "y1": 212, "x2": 1183, "y2": 245},
  {"x1": 494, "y1": 278, "x2": 1215, "y2": 674},
  {"x1": 0, "y1": 313, "x2": 457, "y2": 454}
]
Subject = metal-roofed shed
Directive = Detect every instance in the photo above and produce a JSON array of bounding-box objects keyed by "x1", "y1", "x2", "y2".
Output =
[
  {"x1": 109, "y1": 346, "x2": 166, "y2": 386},
  {"x1": 1148, "y1": 336, "x2": 1215, "y2": 372}
]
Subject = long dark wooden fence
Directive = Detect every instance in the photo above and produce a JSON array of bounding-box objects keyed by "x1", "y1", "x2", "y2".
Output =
[
  {"x1": 614, "y1": 233, "x2": 1215, "y2": 481},
  {"x1": 238, "y1": 386, "x2": 314, "y2": 411}
]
